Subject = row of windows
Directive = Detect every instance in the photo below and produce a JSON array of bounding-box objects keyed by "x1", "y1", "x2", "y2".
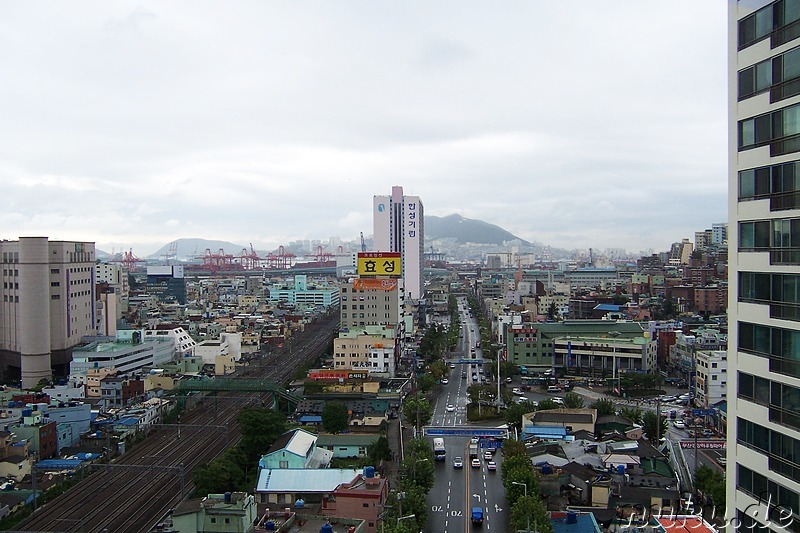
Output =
[
  {"x1": 2, "y1": 296, "x2": 19, "y2": 303},
  {"x1": 740, "y1": 218, "x2": 800, "y2": 264},
  {"x1": 1, "y1": 252, "x2": 19, "y2": 264},
  {"x1": 3, "y1": 283, "x2": 18, "y2": 290},
  {"x1": 738, "y1": 464, "x2": 800, "y2": 519},
  {"x1": 739, "y1": 43, "x2": 800, "y2": 101},
  {"x1": 739, "y1": 321, "x2": 800, "y2": 379},
  {"x1": 738, "y1": 371, "x2": 771, "y2": 406},
  {"x1": 738, "y1": 101, "x2": 800, "y2": 153},
  {"x1": 739, "y1": 0, "x2": 800, "y2": 50},
  {"x1": 738, "y1": 417, "x2": 800, "y2": 482},
  {"x1": 2, "y1": 269, "x2": 18, "y2": 277},
  {"x1": 740, "y1": 271, "x2": 800, "y2": 321},
  {"x1": 738, "y1": 160, "x2": 800, "y2": 210}
]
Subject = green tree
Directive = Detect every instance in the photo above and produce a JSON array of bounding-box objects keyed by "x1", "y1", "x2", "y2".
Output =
[
  {"x1": 642, "y1": 410, "x2": 669, "y2": 443},
  {"x1": 500, "y1": 362, "x2": 516, "y2": 379},
  {"x1": 366, "y1": 436, "x2": 392, "y2": 464},
  {"x1": 619, "y1": 406, "x2": 643, "y2": 424},
  {"x1": 429, "y1": 360, "x2": 447, "y2": 380},
  {"x1": 191, "y1": 448, "x2": 246, "y2": 497},
  {"x1": 500, "y1": 439, "x2": 528, "y2": 459},
  {"x1": 322, "y1": 401, "x2": 350, "y2": 434},
  {"x1": 417, "y1": 373, "x2": 436, "y2": 393},
  {"x1": 589, "y1": 398, "x2": 616, "y2": 416},
  {"x1": 237, "y1": 408, "x2": 287, "y2": 462},
  {"x1": 402, "y1": 394, "x2": 432, "y2": 428},
  {"x1": 401, "y1": 438, "x2": 435, "y2": 492},
  {"x1": 384, "y1": 485, "x2": 428, "y2": 532},
  {"x1": 547, "y1": 301, "x2": 558, "y2": 321},
  {"x1": 510, "y1": 494, "x2": 554, "y2": 533},
  {"x1": 537, "y1": 398, "x2": 559, "y2": 411},
  {"x1": 695, "y1": 465, "x2": 726, "y2": 511},
  {"x1": 563, "y1": 392, "x2": 585, "y2": 409},
  {"x1": 504, "y1": 401, "x2": 538, "y2": 429}
]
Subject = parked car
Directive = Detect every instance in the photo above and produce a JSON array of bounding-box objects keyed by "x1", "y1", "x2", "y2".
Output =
[
  {"x1": 505, "y1": 377, "x2": 513, "y2": 383},
  {"x1": 673, "y1": 420, "x2": 685, "y2": 429}
]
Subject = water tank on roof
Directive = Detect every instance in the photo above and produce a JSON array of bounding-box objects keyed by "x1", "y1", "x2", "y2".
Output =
[
  {"x1": 567, "y1": 512, "x2": 578, "y2": 524},
  {"x1": 8, "y1": 402, "x2": 14, "y2": 408},
  {"x1": 364, "y1": 466, "x2": 375, "y2": 478},
  {"x1": 320, "y1": 525, "x2": 334, "y2": 533},
  {"x1": 265, "y1": 521, "x2": 276, "y2": 532},
  {"x1": 617, "y1": 464, "x2": 626, "y2": 475},
  {"x1": 224, "y1": 492, "x2": 232, "y2": 503},
  {"x1": 295, "y1": 498, "x2": 304, "y2": 508}
]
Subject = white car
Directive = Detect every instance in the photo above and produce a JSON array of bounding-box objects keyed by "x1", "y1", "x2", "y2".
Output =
[
  {"x1": 446, "y1": 404, "x2": 455, "y2": 412},
  {"x1": 552, "y1": 397, "x2": 565, "y2": 405},
  {"x1": 442, "y1": 378, "x2": 449, "y2": 385},
  {"x1": 673, "y1": 420, "x2": 685, "y2": 429},
  {"x1": 512, "y1": 388, "x2": 523, "y2": 395}
]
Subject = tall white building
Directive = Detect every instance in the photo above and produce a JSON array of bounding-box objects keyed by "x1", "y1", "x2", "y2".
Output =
[
  {"x1": 1, "y1": 237, "x2": 96, "y2": 388},
  {"x1": 729, "y1": 3, "x2": 800, "y2": 529},
  {"x1": 372, "y1": 186, "x2": 424, "y2": 300}
]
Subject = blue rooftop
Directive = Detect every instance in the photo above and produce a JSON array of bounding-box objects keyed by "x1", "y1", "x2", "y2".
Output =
[
  {"x1": 299, "y1": 415, "x2": 322, "y2": 423},
  {"x1": 523, "y1": 425, "x2": 568, "y2": 438},
  {"x1": 551, "y1": 512, "x2": 601, "y2": 533},
  {"x1": 594, "y1": 304, "x2": 622, "y2": 312},
  {"x1": 35, "y1": 459, "x2": 83, "y2": 471}
]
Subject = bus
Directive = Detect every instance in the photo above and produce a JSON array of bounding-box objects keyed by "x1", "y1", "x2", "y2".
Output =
[{"x1": 433, "y1": 438, "x2": 446, "y2": 461}]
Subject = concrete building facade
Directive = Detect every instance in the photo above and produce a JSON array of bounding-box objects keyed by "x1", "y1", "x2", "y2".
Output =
[
  {"x1": 0, "y1": 237, "x2": 96, "y2": 387},
  {"x1": 729, "y1": 3, "x2": 800, "y2": 529}
]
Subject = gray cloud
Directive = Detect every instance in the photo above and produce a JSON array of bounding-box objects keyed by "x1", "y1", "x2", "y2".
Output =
[{"x1": 0, "y1": 1, "x2": 727, "y2": 256}]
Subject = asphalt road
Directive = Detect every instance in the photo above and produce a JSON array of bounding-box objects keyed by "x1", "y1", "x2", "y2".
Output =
[{"x1": 425, "y1": 297, "x2": 508, "y2": 533}]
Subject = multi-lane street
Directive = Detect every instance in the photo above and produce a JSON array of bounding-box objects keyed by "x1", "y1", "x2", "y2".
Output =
[{"x1": 425, "y1": 297, "x2": 508, "y2": 533}]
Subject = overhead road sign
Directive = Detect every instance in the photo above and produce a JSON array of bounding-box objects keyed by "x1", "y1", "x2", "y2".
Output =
[
  {"x1": 423, "y1": 426, "x2": 509, "y2": 439},
  {"x1": 679, "y1": 440, "x2": 726, "y2": 449}
]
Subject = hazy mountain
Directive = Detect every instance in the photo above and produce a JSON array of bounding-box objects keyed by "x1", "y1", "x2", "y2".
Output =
[
  {"x1": 425, "y1": 214, "x2": 529, "y2": 245},
  {"x1": 146, "y1": 238, "x2": 250, "y2": 261}
]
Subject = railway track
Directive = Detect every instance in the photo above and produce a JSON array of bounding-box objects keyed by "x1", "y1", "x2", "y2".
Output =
[{"x1": 16, "y1": 314, "x2": 338, "y2": 532}]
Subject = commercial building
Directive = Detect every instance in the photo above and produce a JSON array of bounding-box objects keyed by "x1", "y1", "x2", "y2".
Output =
[
  {"x1": 728, "y1": 3, "x2": 800, "y2": 529},
  {"x1": 333, "y1": 326, "x2": 397, "y2": 376},
  {"x1": 372, "y1": 186, "x2": 424, "y2": 300},
  {"x1": 146, "y1": 265, "x2": 186, "y2": 305},
  {"x1": 268, "y1": 275, "x2": 340, "y2": 308},
  {"x1": 69, "y1": 330, "x2": 175, "y2": 382},
  {"x1": 339, "y1": 279, "x2": 402, "y2": 330},
  {"x1": 0, "y1": 237, "x2": 97, "y2": 388}
]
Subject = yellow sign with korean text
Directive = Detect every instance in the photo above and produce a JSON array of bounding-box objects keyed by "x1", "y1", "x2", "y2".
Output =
[{"x1": 357, "y1": 252, "x2": 402, "y2": 277}]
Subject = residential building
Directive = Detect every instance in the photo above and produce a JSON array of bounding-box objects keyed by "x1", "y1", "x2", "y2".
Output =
[
  {"x1": 372, "y1": 185, "x2": 424, "y2": 300},
  {"x1": 143, "y1": 325, "x2": 197, "y2": 356},
  {"x1": 712, "y1": 222, "x2": 728, "y2": 245},
  {"x1": 333, "y1": 326, "x2": 397, "y2": 375},
  {"x1": 258, "y1": 428, "x2": 332, "y2": 470},
  {"x1": 729, "y1": 3, "x2": 800, "y2": 530},
  {"x1": 100, "y1": 375, "x2": 145, "y2": 409},
  {"x1": 323, "y1": 469, "x2": 388, "y2": 533},
  {"x1": 171, "y1": 492, "x2": 257, "y2": 533},
  {"x1": 0, "y1": 237, "x2": 97, "y2": 388},
  {"x1": 268, "y1": 275, "x2": 340, "y2": 308},
  {"x1": 315, "y1": 434, "x2": 380, "y2": 459},
  {"x1": 695, "y1": 350, "x2": 727, "y2": 409},
  {"x1": 255, "y1": 468, "x2": 362, "y2": 506}
]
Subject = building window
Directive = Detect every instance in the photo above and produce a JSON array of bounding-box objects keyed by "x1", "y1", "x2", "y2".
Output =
[{"x1": 739, "y1": 102, "x2": 800, "y2": 154}]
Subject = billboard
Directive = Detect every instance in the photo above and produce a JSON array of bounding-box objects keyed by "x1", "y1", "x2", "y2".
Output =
[
  {"x1": 679, "y1": 440, "x2": 726, "y2": 449},
  {"x1": 357, "y1": 252, "x2": 402, "y2": 277},
  {"x1": 353, "y1": 278, "x2": 398, "y2": 291}
]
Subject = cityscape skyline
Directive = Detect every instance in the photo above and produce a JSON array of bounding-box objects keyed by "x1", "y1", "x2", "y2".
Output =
[{"x1": 1, "y1": 2, "x2": 726, "y2": 255}]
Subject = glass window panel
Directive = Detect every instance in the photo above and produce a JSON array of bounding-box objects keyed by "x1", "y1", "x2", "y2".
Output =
[
  {"x1": 739, "y1": 464, "x2": 753, "y2": 493},
  {"x1": 740, "y1": 16, "x2": 756, "y2": 47},
  {"x1": 740, "y1": 322, "x2": 755, "y2": 350},
  {"x1": 784, "y1": 105, "x2": 800, "y2": 137},
  {"x1": 755, "y1": 167, "x2": 771, "y2": 195},
  {"x1": 756, "y1": 376, "x2": 771, "y2": 401},
  {"x1": 757, "y1": 114, "x2": 773, "y2": 142},
  {"x1": 756, "y1": 221, "x2": 771, "y2": 247},
  {"x1": 740, "y1": 169, "x2": 756, "y2": 197},
  {"x1": 741, "y1": 119, "x2": 756, "y2": 148},
  {"x1": 741, "y1": 222, "x2": 756, "y2": 248},
  {"x1": 740, "y1": 67, "x2": 756, "y2": 98},
  {"x1": 785, "y1": 47, "x2": 800, "y2": 81},
  {"x1": 786, "y1": 0, "x2": 800, "y2": 25},
  {"x1": 784, "y1": 383, "x2": 800, "y2": 411},
  {"x1": 757, "y1": 60, "x2": 773, "y2": 91},
  {"x1": 756, "y1": 9, "x2": 773, "y2": 40},
  {"x1": 740, "y1": 372, "x2": 755, "y2": 398},
  {"x1": 755, "y1": 324, "x2": 772, "y2": 353}
]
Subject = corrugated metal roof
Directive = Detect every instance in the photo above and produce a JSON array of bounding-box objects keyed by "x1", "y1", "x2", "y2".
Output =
[{"x1": 256, "y1": 468, "x2": 360, "y2": 493}]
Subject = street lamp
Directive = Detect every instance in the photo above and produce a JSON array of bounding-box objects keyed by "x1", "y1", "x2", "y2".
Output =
[
  {"x1": 397, "y1": 514, "x2": 416, "y2": 525},
  {"x1": 511, "y1": 481, "x2": 530, "y2": 533}
]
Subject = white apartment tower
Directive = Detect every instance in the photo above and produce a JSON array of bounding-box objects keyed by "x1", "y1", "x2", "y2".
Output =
[
  {"x1": 372, "y1": 186, "x2": 424, "y2": 300},
  {"x1": 1, "y1": 237, "x2": 97, "y2": 388},
  {"x1": 729, "y1": 2, "x2": 800, "y2": 530}
]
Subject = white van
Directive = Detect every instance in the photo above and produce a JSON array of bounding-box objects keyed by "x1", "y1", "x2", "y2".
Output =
[{"x1": 547, "y1": 385, "x2": 561, "y2": 393}]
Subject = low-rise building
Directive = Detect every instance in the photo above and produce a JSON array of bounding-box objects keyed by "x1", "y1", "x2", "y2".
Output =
[
  {"x1": 315, "y1": 434, "x2": 381, "y2": 459},
  {"x1": 171, "y1": 492, "x2": 257, "y2": 533},
  {"x1": 258, "y1": 429, "x2": 331, "y2": 470},
  {"x1": 694, "y1": 350, "x2": 727, "y2": 409}
]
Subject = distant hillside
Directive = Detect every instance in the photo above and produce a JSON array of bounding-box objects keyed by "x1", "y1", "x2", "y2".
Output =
[
  {"x1": 425, "y1": 214, "x2": 529, "y2": 245},
  {"x1": 147, "y1": 238, "x2": 249, "y2": 261}
]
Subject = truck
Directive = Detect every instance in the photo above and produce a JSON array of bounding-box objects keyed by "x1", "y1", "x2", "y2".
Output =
[
  {"x1": 471, "y1": 506, "x2": 484, "y2": 525},
  {"x1": 468, "y1": 442, "x2": 479, "y2": 459}
]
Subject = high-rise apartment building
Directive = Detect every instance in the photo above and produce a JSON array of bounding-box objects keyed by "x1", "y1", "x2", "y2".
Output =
[
  {"x1": 729, "y1": 3, "x2": 800, "y2": 529},
  {"x1": 0, "y1": 237, "x2": 96, "y2": 388},
  {"x1": 372, "y1": 186, "x2": 424, "y2": 300}
]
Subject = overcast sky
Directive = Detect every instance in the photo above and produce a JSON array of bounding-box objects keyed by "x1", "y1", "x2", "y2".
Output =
[{"x1": 0, "y1": 2, "x2": 727, "y2": 257}]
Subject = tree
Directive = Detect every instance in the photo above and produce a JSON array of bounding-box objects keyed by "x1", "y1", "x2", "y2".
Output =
[
  {"x1": 417, "y1": 373, "x2": 436, "y2": 393},
  {"x1": 401, "y1": 438, "x2": 435, "y2": 492},
  {"x1": 191, "y1": 448, "x2": 246, "y2": 497},
  {"x1": 510, "y1": 495, "x2": 554, "y2": 533},
  {"x1": 504, "y1": 401, "x2": 538, "y2": 429},
  {"x1": 384, "y1": 485, "x2": 428, "y2": 532},
  {"x1": 500, "y1": 362, "x2": 516, "y2": 379},
  {"x1": 547, "y1": 301, "x2": 558, "y2": 321},
  {"x1": 499, "y1": 439, "x2": 527, "y2": 459},
  {"x1": 563, "y1": 392, "x2": 585, "y2": 409},
  {"x1": 619, "y1": 406, "x2": 643, "y2": 424},
  {"x1": 694, "y1": 465, "x2": 726, "y2": 511},
  {"x1": 402, "y1": 394, "x2": 432, "y2": 428},
  {"x1": 366, "y1": 436, "x2": 391, "y2": 465},
  {"x1": 322, "y1": 401, "x2": 349, "y2": 434},
  {"x1": 642, "y1": 410, "x2": 669, "y2": 443},
  {"x1": 537, "y1": 399, "x2": 559, "y2": 411},
  {"x1": 237, "y1": 408, "x2": 287, "y2": 462},
  {"x1": 590, "y1": 398, "x2": 616, "y2": 416},
  {"x1": 429, "y1": 360, "x2": 447, "y2": 381}
]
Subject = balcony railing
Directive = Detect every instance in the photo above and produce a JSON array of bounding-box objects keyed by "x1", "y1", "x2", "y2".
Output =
[
  {"x1": 770, "y1": 190, "x2": 800, "y2": 211},
  {"x1": 771, "y1": 77, "x2": 800, "y2": 103},
  {"x1": 770, "y1": 248, "x2": 800, "y2": 265},
  {"x1": 771, "y1": 134, "x2": 800, "y2": 157},
  {"x1": 773, "y1": 18, "x2": 800, "y2": 48}
]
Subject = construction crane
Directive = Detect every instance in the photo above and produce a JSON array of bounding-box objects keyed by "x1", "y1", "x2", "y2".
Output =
[{"x1": 360, "y1": 232, "x2": 366, "y2": 252}]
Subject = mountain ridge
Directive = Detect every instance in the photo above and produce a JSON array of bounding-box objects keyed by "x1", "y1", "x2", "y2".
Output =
[{"x1": 425, "y1": 214, "x2": 528, "y2": 245}]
